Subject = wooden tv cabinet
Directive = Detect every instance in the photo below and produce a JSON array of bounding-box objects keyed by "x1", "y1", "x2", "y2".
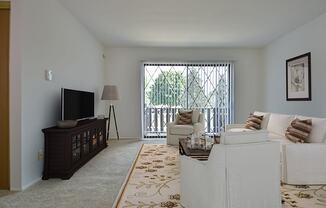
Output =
[{"x1": 42, "y1": 118, "x2": 107, "y2": 180}]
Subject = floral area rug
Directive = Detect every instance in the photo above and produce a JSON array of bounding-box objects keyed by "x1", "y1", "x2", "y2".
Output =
[
  {"x1": 282, "y1": 184, "x2": 326, "y2": 208},
  {"x1": 114, "y1": 144, "x2": 182, "y2": 208},
  {"x1": 114, "y1": 144, "x2": 325, "y2": 208}
]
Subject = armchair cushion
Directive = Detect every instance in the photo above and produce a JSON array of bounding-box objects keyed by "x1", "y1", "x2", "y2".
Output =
[{"x1": 170, "y1": 125, "x2": 193, "y2": 135}]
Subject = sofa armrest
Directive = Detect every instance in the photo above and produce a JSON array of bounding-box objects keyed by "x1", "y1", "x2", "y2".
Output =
[
  {"x1": 180, "y1": 155, "x2": 207, "y2": 190},
  {"x1": 283, "y1": 143, "x2": 326, "y2": 184},
  {"x1": 167, "y1": 121, "x2": 177, "y2": 127},
  {"x1": 193, "y1": 122, "x2": 205, "y2": 133},
  {"x1": 198, "y1": 113, "x2": 205, "y2": 126},
  {"x1": 181, "y1": 155, "x2": 207, "y2": 168},
  {"x1": 225, "y1": 123, "x2": 245, "y2": 131}
]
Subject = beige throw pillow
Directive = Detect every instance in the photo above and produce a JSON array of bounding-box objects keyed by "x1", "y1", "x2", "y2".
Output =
[
  {"x1": 244, "y1": 113, "x2": 264, "y2": 130},
  {"x1": 177, "y1": 110, "x2": 193, "y2": 125},
  {"x1": 285, "y1": 118, "x2": 312, "y2": 143}
]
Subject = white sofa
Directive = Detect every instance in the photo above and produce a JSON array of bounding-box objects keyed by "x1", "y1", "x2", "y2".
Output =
[
  {"x1": 167, "y1": 110, "x2": 205, "y2": 145},
  {"x1": 226, "y1": 111, "x2": 326, "y2": 185},
  {"x1": 181, "y1": 130, "x2": 281, "y2": 208}
]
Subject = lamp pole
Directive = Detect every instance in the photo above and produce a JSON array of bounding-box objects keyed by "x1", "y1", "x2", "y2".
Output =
[
  {"x1": 107, "y1": 104, "x2": 119, "y2": 140},
  {"x1": 101, "y1": 85, "x2": 120, "y2": 140}
]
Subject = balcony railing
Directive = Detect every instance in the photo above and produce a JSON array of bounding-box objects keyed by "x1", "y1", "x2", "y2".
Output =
[{"x1": 144, "y1": 106, "x2": 230, "y2": 138}]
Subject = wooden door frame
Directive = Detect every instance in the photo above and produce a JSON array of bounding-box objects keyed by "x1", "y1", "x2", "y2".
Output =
[
  {"x1": 0, "y1": 2, "x2": 10, "y2": 9},
  {"x1": 0, "y1": 1, "x2": 10, "y2": 190}
]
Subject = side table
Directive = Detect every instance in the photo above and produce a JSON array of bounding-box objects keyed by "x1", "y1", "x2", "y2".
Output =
[{"x1": 179, "y1": 137, "x2": 218, "y2": 161}]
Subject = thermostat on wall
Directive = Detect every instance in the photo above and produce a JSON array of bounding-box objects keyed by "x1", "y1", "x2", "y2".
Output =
[{"x1": 45, "y1": 70, "x2": 53, "y2": 81}]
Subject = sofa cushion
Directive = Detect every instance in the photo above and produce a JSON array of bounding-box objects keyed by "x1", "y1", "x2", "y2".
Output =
[
  {"x1": 254, "y1": 111, "x2": 271, "y2": 129},
  {"x1": 244, "y1": 113, "x2": 264, "y2": 130},
  {"x1": 296, "y1": 115, "x2": 326, "y2": 143},
  {"x1": 267, "y1": 113, "x2": 295, "y2": 136},
  {"x1": 268, "y1": 132, "x2": 294, "y2": 145},
  {"x1": 170, "y1": 125, "x2": 193, "y2": 135},
  {"x1": 220, "y1": 130, "x2": 268, "y2": 145},
  {"x1": 228, "y1": 128, "x2": 253, "y2": 133}
]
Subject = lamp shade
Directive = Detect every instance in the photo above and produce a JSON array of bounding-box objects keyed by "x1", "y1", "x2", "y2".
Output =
[{"x1": 101, "y1": 85, "x2": 119, "y2": 100}]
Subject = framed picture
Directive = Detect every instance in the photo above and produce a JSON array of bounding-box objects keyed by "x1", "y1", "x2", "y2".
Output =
[{"x1": 286, "y1": 52, "x2": 311, "y2": 101}]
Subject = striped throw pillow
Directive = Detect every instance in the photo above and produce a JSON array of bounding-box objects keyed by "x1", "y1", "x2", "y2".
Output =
[
  {"x1": 285, "y1": 119, "x2": 312, "y2": 143},
  {"x1": 177, "y1": 110, "x2": 193, "y2": 125},
  {"x1": 244, "y1": 113, "x2": 264, "y2": 130}
]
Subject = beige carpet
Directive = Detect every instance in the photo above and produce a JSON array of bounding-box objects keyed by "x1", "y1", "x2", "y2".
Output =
[
  {"x1": 115, "y1": 143, "x2": 326, "y2": 208},
  {"x1": 0, "y1": 139, "x2": 157, "y2": 208}
]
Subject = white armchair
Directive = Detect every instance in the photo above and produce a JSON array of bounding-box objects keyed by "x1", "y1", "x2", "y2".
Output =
[
  {"x1": 166, "y1": 110, "x2": 205, "y2": 145},
  {"x1": 180, "y1": 130, "x2": 281, "y2": 208}
]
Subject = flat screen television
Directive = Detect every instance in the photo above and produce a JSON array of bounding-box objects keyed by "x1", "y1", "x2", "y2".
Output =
[{"x1": 61, "y1": 88, "x2": 94, "y2": 120}]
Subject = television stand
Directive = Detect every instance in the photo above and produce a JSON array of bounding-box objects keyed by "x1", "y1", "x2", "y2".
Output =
[
  {"x1": 76, "y1": 118, "x2": 97, "y2": 125},
  {"x1": 42, "y1": 118, "x2": 107, "y2": 180}
]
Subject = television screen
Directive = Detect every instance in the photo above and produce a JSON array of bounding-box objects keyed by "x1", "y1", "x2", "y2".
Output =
[{"x1": 61, "y1": 88, "x2": 94, "y2": 120}]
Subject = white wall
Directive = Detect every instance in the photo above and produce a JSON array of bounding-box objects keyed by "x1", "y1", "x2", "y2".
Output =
[
  {"x1": 105, "y1": 47, "x2": 263, "y2": 138},
  {"x1": 10, "y1": 0, "x2": 105, "y2": 190},
  {"x1": 262, "y1": 12, "x2": 326, "y2": 117}
]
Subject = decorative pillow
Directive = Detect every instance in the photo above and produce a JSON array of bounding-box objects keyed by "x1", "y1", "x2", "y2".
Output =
[
  {"x1": 285, "y1": 118, "x2": 312, "y2": 143},
  {"x1": 253, "y1": 111, "x2": 270, "y2": 129},
  {"x1": 177, "y1": 110, "x2": 193, "y2": 125},
  {"x1": 296, "y1": 115, "x2": 326, "y2": 143},
  {"x1": 244, "y1": 113, "x2": 264, "y2": 130}
]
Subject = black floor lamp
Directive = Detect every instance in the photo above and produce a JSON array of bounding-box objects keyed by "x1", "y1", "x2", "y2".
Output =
[{"x1": 101, "y1": 85, "x2": 119, "y2": 140}]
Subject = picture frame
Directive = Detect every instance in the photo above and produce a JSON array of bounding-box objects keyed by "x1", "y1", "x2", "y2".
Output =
[{"x1": 286, "y1": 52, "x2": 311, "y2": 101}]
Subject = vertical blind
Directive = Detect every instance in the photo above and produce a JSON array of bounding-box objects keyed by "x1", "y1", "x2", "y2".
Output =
[{"x1": 142, "y1": 62, "x2": 234, "y2": 138}]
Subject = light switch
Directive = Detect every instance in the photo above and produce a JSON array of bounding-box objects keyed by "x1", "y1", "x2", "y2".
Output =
[{"x1": 45, "y1": 70, "x2": 53, "y2": 81}]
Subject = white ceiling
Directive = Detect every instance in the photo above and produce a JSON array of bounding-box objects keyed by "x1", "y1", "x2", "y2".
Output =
[{"x1": 59, "y1": 0, "x2": 326, "y2": 48}]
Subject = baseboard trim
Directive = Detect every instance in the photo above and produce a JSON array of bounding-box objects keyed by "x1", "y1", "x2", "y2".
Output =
[
  {"x1": 21, "y1": 177, "x2": 41, "y2": 191},
  {"x1": 10, "y1": 186, "x2": 22, "y2": 192},
  {"x1": 108, "y1": 137, "x2": 141, "y2": 140}
]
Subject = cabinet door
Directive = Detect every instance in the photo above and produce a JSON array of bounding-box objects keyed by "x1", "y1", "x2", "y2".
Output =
[
  {"x1": 91, "y1": 129, "x2": 98, "y2": 150},
  {"x1": 81, "y1": 130, "x2": 90, "y2": 156},
  {"x1": 98, "y1": 127, "x2": 104, "y2": 146},
  {"x1": 71, "y1": 134, "x2": 81, "y2": 163}
]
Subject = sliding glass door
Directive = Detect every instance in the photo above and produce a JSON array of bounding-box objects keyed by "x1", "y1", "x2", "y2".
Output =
[{"x1": 141, "y1": 62, "x2": 234, "y2": 138}]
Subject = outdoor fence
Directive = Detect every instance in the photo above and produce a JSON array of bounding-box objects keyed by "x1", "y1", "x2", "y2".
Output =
[{"x1": 144, "y1": 106, "x2": 230, "y2": 138}]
